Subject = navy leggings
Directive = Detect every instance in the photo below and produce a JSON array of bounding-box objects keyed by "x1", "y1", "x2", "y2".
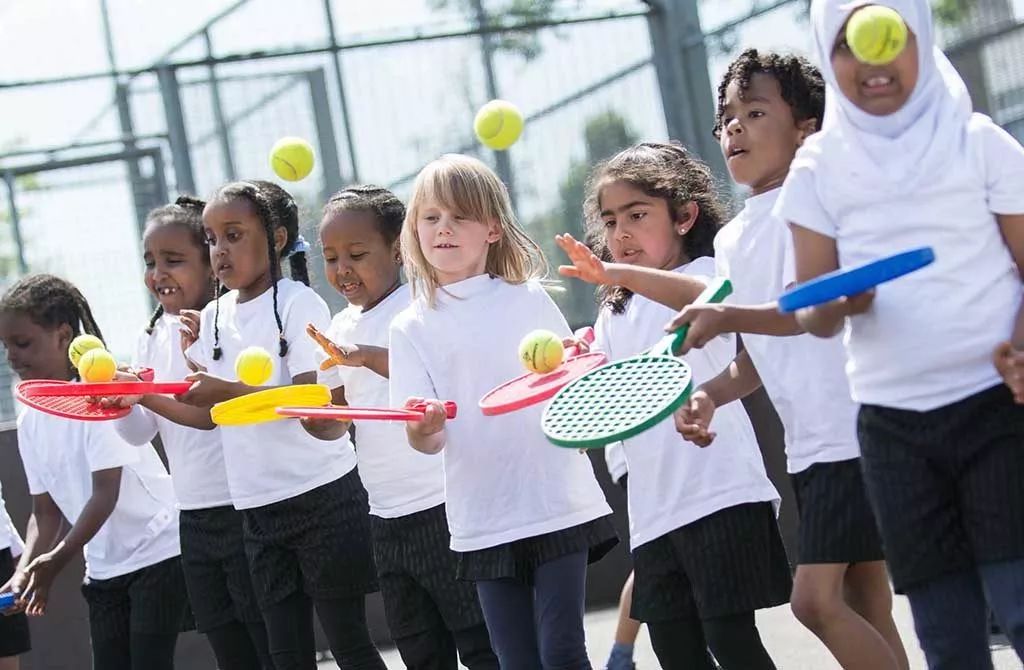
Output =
[{"x1": 474, "y1": 551, "x2": 591, "y2": 670}]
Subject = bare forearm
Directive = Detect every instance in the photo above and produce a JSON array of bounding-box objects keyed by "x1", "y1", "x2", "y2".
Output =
[
  {"x1": 142, "y1": 395, "x2": 215, "y2": 429},
  {"x1": 721, "y1": 304, "x2": 802, "y2": 336},
  {"x1": 795, "y1": 304, "x2": 846, "y2": 338},
  {"x1": 17, "y1": 512, "x2": 61, "y2": 572},
  {"x1": 699, "y1": 349, "x2": 762, "y2": 407},
  {"x1": 1012, "y1": 299, "x2": 1024, "y2": 349},
  {"x1": 358, "y1": 346, "x2": 390, "y2": 379},
  {"x1": 50, "y1": 491, "x2": 118, "y2": 570},
  {"x1": 407, "y1": 428, "x2": 446, "y2": 455},
  {"x1": 604, "y1": 265, "x2": 708, "y2": 311}
]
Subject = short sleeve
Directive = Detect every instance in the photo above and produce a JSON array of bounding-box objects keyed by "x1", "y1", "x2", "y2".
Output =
[
  {"x1": 604, "y1": 442, "x2": 628, "y2": 483},
  {"x1": 781, "y1": 230, "x2": 798, "y2": 289},
  {"x1": 16, "y1": 418, "x2": 47, "y2": 496},
  {"x1": 84, "y1": 421, "x2": 140, "y2": 473},
  {"x1": 388, "y1": 321, "x2": 438, "y2": 407},
  {"x1": 977, "y1": 119, "x2": 1024, "y2": 214},
  {"x1": 282, "y1": 290, "x2": 332, "y2": 378},
  {"x1": 774, "y1": 167, "x2": 837, "y2": 239},
  {"x1": 113, "y1": 405, "x2": 160, "y2": 447}
]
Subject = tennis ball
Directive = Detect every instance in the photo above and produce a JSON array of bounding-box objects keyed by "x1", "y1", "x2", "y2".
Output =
[
  {"x1": 518, "y1": 330, "x2": 564, "y2": 375},
  {"x1": 77, "y1": 348, "x2": 117, "y2": 383},
  {"x1": 236, "y1": 346, "x2": 274, "y2": 386},
  {"x1": 68, "y1": 334, "x2": 105, "y2": 367},
  {"x1": 269, "y1": 137, "x2": 315, "y2": 182},
  {"x1": 474, "y1": 100, "x2": 524, "y2": 151},
  {"x1": 846, "y1": 5, "x2": 908, "y2": 66}
]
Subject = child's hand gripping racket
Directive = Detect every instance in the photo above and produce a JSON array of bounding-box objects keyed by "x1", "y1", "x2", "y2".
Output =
[
  {"x1": 478, "y1": 328, "x2": 607, "y2": 416},
  {"x1": 0, "y1": 592, "x2": 16, "y2": 610},
  {"x1": 14, "y1": 368, "x2": 192, "y2": 421},
  {"x1": 542, "y1": 278, "x2": 732, "y2": 449}
]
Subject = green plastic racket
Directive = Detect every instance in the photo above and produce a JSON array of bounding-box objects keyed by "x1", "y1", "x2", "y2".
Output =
[{"x1": 542, "y1": 277, "x2": 732, "y2": 449}]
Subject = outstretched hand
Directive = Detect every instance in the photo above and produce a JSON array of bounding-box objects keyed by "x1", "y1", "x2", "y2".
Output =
[{"x1": 556, "y1": 234, "x2": 613, "y2": 286}]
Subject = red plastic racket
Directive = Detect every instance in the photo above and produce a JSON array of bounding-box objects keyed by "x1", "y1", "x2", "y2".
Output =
[
  {"x1": 278, "y1": 401, "x2": 457, "y2": 422},
  {"x1": 24, "y1": 380, "x2": 193, "y2": 397},
  {"x1": 479, "y1": 327, "x2": 607, "y2": 416},
  {"x1": 16, "y1": 380, "x2": 130, "y2": 421}
]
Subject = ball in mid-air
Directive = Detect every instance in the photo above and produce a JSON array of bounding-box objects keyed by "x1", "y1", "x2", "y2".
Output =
[
  {"x1": 846, "y1": 5, "x2": 908, "y2": 66},
  {"x1": 269, "y1": 137, "x2": 315, "y2": 182},
  {"x1": 518, "y1": 329, "x2": 564, "y2": 375},
  {"x1": 474, "y1": 100, "x2": 524, "y2": 151},
  {"x1": 235, "y1": 346, "x2": 274, "y2": 386},
  {"x1": 68, "y1": 334, "x2": 105, "y2": 367},
  {"x1": 77, "y1": 348, "x2": 117, "y2": 383}
]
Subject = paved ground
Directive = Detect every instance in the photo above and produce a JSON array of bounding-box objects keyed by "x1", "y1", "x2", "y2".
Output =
[{"x1": 320, "y1": 595, "x2": 1022, "y2": 669}]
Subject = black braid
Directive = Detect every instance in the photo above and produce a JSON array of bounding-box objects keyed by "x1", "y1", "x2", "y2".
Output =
[
  {"x1": 145, "y1": 304, "x2": 164, "y2": 335},
  {"x1": 212, "y1": 279, "x2": 223, "y2": 360}
]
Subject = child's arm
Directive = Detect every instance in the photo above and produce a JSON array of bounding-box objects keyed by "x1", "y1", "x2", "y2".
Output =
[
  {"x1": 104, "y1": 371, "x2": 216, "y2": 430},
  {"x1": 301, "y1": 385, "x2": 351, "y2": 441},
  {"x1": 994, "y1": 212, "x2": 1024, "y2": 402},
  {"x1": 674, "y1": 348, "x2": 762, "y2": 447},
  {"x1": 20, "y1": 470, "x2": 121, "y2": 615},
  {"x1": 308, "y1": 323, "x2": 389, "y2": 379},
  {"x1": 789, "y1": 224, "x2": 874, "y2": 338},
  {"x1": 665, "y1": 303, "x2": 802, "y2": 354},
  {"x1": 1, "y1": 494, "x2": 64, "y2": 613},
  {"x1": 404, "y1": 399, "x2": 447, "y2": 455}
]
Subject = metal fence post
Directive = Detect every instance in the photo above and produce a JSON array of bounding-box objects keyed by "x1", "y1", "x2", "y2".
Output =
[
  {"x1": 157, "y1": 65, "x2": 197, "y2": 195},
  {"x1": 2, "y1": 171, "x2": 27, "y2": 275},
  {"x1": 307, "y1": 68, "x2": 344, "y2": 202},
  {"x1": 203, "y1": 29, "x2": 237, "y2": 181},
  {"x1": 470, "y1": 0, "x2": 516, "y2": 204}
]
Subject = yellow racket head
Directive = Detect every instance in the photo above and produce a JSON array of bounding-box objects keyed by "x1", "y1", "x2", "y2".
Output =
[{"x1": 210, "y1": 384, "x2": 331, "y2": 426}]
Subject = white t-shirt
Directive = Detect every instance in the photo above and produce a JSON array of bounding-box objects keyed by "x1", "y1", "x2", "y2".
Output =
[
  {"x1": 716, "y1": 189, "x2": 860, "y2": 473},
  {"x1": 318, "y1": 285, "x2": 446, "y2": 519},
  {"x1": 775, "y1": 116, "x2": 1024, "y2": 411},
  {"x1": 187, "y1": 279, "x2": 357, "y2": 509},
  {"x1": 389, "y1": 276, "x2": 612, "y2": 552},
  {"x1": 115, "y1": 313, "x2": 233, "y2": 510},
  {"x1": 604, "y1": 443, "x2": 628, "y2": 485},
  {"x1": 16, "y1": 409, "x2": 180, "y2": 580},
  {"x1": 0, "y1": 481, "x2": 23, "y2": 557},
  {"x1": 594, "y1": 257, "x2": 779, "y2": 550}
]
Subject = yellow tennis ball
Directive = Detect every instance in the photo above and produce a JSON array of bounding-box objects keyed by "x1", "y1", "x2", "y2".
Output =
[
  {"x1": 236, "y1": 346, "x2": 274, "y2": 386},
  {"x1": 77, "y1": 348, "x2": 117, "y2": 383},
  {"x1": 846, "y1": 5, "x2": 908, "y2": 66},
  {"x1": 269, "y1": 137, "x2": 315, "y2": 182},
  {"x1": 518, "y1": 329, "x2": 564, "y2": 375},
  {"x1": 474, "y1": 100, "x2": 524, "y2": 151},
  {"x1": 68, "y1": 334, "x2": 105, "y2": 367}
]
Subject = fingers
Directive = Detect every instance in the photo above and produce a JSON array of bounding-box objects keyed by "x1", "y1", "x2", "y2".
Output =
[
  {"x1": 557, "y1": 266, "x2": 581, "y2": 279},
  {"x1": 665, "y1": 306, "x2": 695, "y2": 334},
  {"x1": 320, "y1": 359, "x2": 338, "y2": 371}
]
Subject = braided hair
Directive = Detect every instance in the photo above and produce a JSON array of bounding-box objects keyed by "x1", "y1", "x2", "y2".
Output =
[
  {"x1": 323, "y1": 184, "x2": 405, "y2": 245},
  {"x1": 143, "y1": 195, "x2": 209, "y2": 335},
  {"x1": 206, "y1": 180, "x2": 305, "y2": 360},
  {"x1": 0, "y1": 274, "x2": 105, "y2": 377}
]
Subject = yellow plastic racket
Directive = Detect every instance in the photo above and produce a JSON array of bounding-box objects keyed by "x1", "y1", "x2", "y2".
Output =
[{"x1": 210, "y1": 384, "x2": 331, "y2": 426}]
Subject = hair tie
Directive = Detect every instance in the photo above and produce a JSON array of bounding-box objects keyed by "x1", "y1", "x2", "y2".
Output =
[{"x1": 288, "y1": 235, "x2": 311, "y2": 256}]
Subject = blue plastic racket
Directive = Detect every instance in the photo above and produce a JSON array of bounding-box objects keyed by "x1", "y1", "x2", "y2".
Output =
[
  {"x1": 0, "y1": 592, "x2": 15, "y2": 609},
  {"x1": 778, "y1": 247, "x2": 935, "y2": 313}
]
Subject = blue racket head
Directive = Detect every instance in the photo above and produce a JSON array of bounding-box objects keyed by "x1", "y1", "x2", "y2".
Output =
[
  {"x1": 0, "y1": 592, "x2": 14, "y2": 608},
  {"x1": 778, "y1": 246, "x2": 935, "y2": 313}
]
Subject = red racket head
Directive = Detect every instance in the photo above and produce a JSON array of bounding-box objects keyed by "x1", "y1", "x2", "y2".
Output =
[
  {"x1": 27, "y1": 381, "x2": 193, "y2": 397},
  {"x1": 277, "y1": 401, "x2": 458, "y2": 422},
  {"x1": 15, "y1": 381, "x2": 130, "y2": 421},
  {"x1": 478, "y1": 352, "x2": 608, "y2": 416}
]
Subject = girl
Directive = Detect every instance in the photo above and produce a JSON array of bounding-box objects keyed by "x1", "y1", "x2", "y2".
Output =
[
  {"x1": 0, "y1": 482, "x2": 29, "y2": 669},
  {"x1": 303, "y1": 184, "x2": 497, "y2": 669},
  {"x1": 776, "y1": 1, "x2": 1024, "y2": 667},
  {"x1": 559, "y1": 142, "x2": 791, "y2": 670},
  {"x1": 388, "y1": 154, "x2": 616, "y2": 670},
  {"x1": 113, "y1": 196, "x2": 273, "y2": 669},
  {"x1": 0, "y1": 274, "x2": 187, "y2": 670},
  {"x1": 175, "y1": 180, "x2": 385, "y2": 670},
  {"x1": 603, "y1": 444, "x2": 640, "y2": 670}
]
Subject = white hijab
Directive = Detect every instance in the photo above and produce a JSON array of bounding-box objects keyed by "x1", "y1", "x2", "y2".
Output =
[{"x1": 795, "y1": 0, "x2": 973, "y2": 194}]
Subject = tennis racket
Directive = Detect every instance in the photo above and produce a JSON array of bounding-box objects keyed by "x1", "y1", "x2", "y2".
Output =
[
  {"x1": 778, "y1": 246, "x2": 934, "y2": 313},
  {"x1": 542, "y1": 278, "x2": 732, "y2": 450},
  {"x1": 14, "y1": 368, "x2": 160, "y2": 421},
  {"x1": 479, "y1": 327, "x2": 607, "y2": 416},
  {"x1": 210, "y1": 384, "x2": 332, "y2": 427},
  {"x1": 277, "y1": 401, "x2": 458, "y2": 422}
]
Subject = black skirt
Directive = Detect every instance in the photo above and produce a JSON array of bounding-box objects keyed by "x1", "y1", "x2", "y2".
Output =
[
  {"x1": 242, "y1": 469, "x2": 378, "y2": 608},
  {"x1": 81, "y1": 556, "x2": 192, "y2": 641},
  {"x1": 457, "y1": 515, "x2": 618, "y2": 585},
  {"x1": 791, "y1": 457, "x2": 885, "y2": 565},
  {"x1": 630, "y1": 502, "x2": 792, "y2": 623},
  {"x1": 857, "y1": 383, "x2": 1024, "y2": 593},
  {"x1": 372, "y1": 503, "x2": 486, "y2": 638},
  {"x1": 0, "y1": 548, "x2": 30, "y2": 657}
]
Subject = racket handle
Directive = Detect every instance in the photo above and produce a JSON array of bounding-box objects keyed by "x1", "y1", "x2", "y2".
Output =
[
  {"x1": 564, "y1": 327, "x2": 595, "y2": 358},
  {"x1": 0, "y1": 592, "x2": 14, "y2": 608},
  {"x1": 665, "y1": 278, "x2": 733, "y2": 356},
  {"x1": 407, "y1": 401, "x2": 458, "y2": 419}
]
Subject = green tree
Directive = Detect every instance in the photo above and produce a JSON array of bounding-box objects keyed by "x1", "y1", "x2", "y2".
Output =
[
  {"x1": 429, "y1": 0, "x2": 557, "y2": 61},
  {"x1": 530, "y1": 110, "x2": 638, "y2": 327}
]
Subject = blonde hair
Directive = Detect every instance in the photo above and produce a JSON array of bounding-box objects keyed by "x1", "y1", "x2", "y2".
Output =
[{"x1": 401, "y1": 154, "x2": 548, "y2": 305}]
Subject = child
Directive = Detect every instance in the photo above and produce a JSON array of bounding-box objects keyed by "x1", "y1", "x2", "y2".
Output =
[
  {"x1": 559, "y1": 142, "x2": 790, "y2": 670},
  {"x1": 0, "y1": 274, "x2": 187, "y2": 670},
  {"x1": 388, "y1": 154, "x2": 616, "y2": 669},
  {"x1": 776, "y1": 1, "x2": 1024, "y2": 667},
  {"x1": 637, "y1": 51, "x2": 908, "y2": 669},
  {"x1": 603, "y1": 444, "x2": 640, "y2": 670},
  {"x1": 113, "y1": 196, "x2": 272, "y2": 669},
  {"x1": 0, "y1": 482, "x2": 30, "y2": 669},
  {"x1": 176, "y1": 180, "x2": 385, "y2": 670},
  {"x1": 303, "y1": 184, "x2": 497, "y2": 669}
]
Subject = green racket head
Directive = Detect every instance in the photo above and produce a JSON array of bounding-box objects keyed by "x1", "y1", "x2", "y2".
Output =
[{"x1": 542, "y1": 354, "x2": 692, "y2": 449}]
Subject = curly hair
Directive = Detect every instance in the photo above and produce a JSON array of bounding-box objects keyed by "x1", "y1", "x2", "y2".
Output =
[
  {"x1": 713, "y1": 48, "x2": 825, "y2": 139},
  {"x1": 323, "y1": 184, "x2": 405, "y2": 245},
  {"x1": 143, "y1": 195, "x2": 209, "y2": 335},
  {"x1": 583, "y1": 142, "x2": 726, "y2": 314}
]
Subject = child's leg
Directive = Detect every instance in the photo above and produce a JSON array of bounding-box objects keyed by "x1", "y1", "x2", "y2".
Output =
[
  {"x1": 532, "y1": 550, "x2": 591, "y2": 669},
  {"x1": 394, "y1": 626, "x2": 458, "y2": 670},
  {"x1": 645, "y1": 617, "x2": 716, "y2": 669},
  {"x1": 844, "y1": 561, "x2": 909, "y2": 669},
  {"x1": 978, "y1": 557, "x2": 1024, "y2": 658},
  {"x1": 128, "y1": 633, "x2": 179, "y2": 670},
  {"x1": 475, "y1": 578, "x2": 543, "y2": 669},
  {"x1": 451, "y1": 624, "x2": 499, "y2": 670},
  {"x1": 606, "y1": 571, "x2": 640, "y2": 670},
  {"x1": 904, "y1": 569, "x2": 993, "y2": 670},
  {"x1": 126, "y1": 557, "x2": 189, "y2": 670},
  {"x1": 313, "y1": 595, "x2": 387, "y2": 669},
  {"x1": 791, "y1": 563, "x2": 901, "y2": 669},
  {"x1": 701, "y1": 611, "x2": 775, "y2": 670},
  {"x1": 205, "y1": 621, "x2": 264, "y2": 670},
  {"x1": 82, "y1": 573, "x2": 133, "y2": 670},
  {"x1": 261, "y1": 590, "x2": 318, "y2": 670}
]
